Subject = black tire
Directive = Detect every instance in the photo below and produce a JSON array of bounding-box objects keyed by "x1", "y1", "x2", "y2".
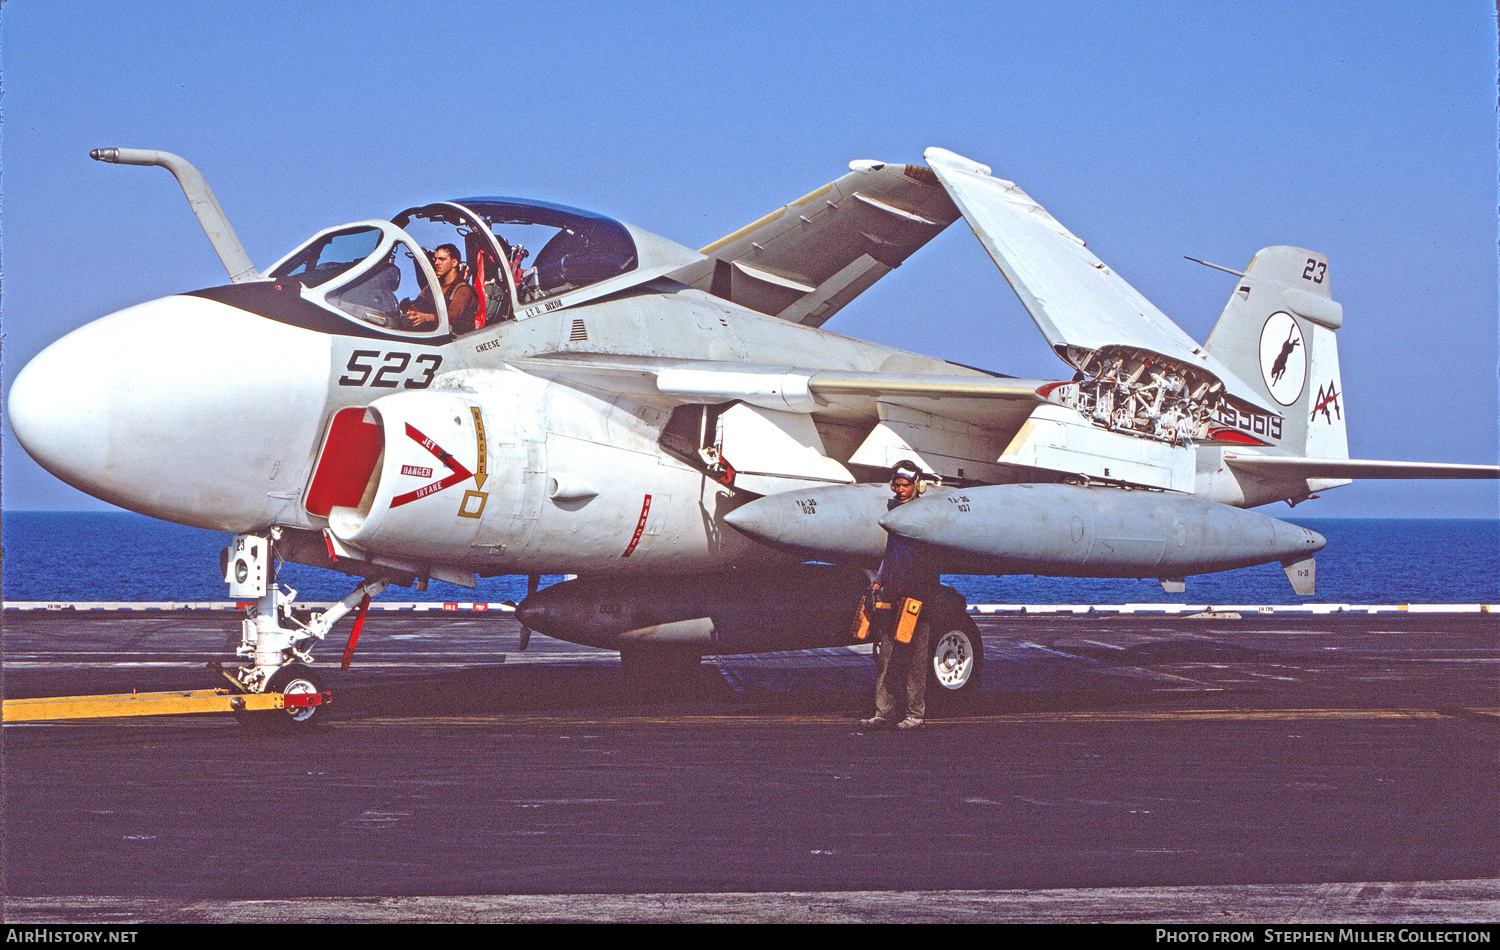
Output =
[{"x1": 235, "y1": 663, "x2": 328, "y2": 732}]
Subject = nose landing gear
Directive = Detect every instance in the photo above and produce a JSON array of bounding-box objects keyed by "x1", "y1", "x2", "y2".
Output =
[{"x1": 223, "y1": 530, "x2": 392, "y2": 730}]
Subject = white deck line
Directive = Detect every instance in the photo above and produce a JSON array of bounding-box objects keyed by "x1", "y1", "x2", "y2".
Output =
[
  {"x1": 2, "y1": 601, "x2": 517, "y2": 613},
  {"x1": 3, "y1": 601, "x2": 1494, "y2": 614}
]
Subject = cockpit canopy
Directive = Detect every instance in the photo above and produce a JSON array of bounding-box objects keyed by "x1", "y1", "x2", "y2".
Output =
[
  {"x1": 265, "y1": 198, "x2": 657, "y2": 337},
  {"x1": 456, "y1": 198, "x2": 638, "y2": 302},
  {"x1": 269, "y1": 224, "x2": 414, "y2": 327}
]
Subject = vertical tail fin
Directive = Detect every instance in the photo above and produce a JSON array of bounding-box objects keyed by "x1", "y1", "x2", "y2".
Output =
[{"x1": 1203, "y1": 246, "x2": 1348, "y2": 463}]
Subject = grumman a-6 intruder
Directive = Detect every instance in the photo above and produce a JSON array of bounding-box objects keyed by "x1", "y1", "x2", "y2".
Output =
[{"x1": 10, "y1": 147, "x2": 1496, "y2": 727}]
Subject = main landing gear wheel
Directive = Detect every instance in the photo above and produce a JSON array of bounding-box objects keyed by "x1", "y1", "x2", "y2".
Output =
[
  {"x1": 234, "y1": 663, "x2": 328, "y2": 733},
  {"x1": 928, "y1": 613, "x2": 983, "y2": 705}
]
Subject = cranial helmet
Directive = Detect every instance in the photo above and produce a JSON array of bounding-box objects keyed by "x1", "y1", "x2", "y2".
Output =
[{"x1": 890, "y1": 459, "x2": 923, "y2": 486}]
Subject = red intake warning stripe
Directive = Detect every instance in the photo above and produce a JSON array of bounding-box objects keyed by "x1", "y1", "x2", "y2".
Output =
[{"x1": 621, "y1": 494, "x2": 652, "y2": 558}]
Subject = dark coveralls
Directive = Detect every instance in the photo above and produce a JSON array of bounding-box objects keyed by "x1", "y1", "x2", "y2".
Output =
[{"x1": 871, "y1": 496, "x2": 941, "y2": 720}]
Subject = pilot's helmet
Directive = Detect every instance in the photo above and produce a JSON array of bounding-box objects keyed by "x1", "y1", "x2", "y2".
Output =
[{"x1": 890, "y1": 459, "x2": 923, "y2": 487}]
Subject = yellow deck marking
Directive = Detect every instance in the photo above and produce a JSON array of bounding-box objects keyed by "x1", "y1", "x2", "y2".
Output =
[{"x1": 4, "y1": 688, "x2": 289, "y2": 722}]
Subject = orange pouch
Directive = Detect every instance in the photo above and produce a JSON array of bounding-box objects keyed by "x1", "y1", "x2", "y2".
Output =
[
  {"x1": 851, "y1": 602, "x2": 872, "y2": 641},
  {"x1": 895, "y1": 598, "x2": 922, "y2": 643}
]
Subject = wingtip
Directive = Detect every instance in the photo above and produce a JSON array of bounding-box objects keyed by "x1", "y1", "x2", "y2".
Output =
[{"x1": 924, "y1": 147, "x2": 991, "y2": 176}]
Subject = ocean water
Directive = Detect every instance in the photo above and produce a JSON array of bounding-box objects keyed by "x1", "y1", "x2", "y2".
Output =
[{"x1": 1, "y1": 510, "x2": 1496, "y2": 606}]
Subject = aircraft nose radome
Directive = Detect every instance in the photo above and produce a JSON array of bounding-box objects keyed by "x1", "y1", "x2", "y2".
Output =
[
  {"x1": 9, "y1": 326, "x2": 116, "y2": 498},
  {"x1": 11, "y1": 355, "x2": 58, "y2": 455},
  {"x1": 8, "y1": 295, "x2": 332, "y2": 531}
]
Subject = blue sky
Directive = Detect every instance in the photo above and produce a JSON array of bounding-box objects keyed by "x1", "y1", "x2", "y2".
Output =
[{"x1": 2, "y1": 1, "x2": 1495, "y2": 517}]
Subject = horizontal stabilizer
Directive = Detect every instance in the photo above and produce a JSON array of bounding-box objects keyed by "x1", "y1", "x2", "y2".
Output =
[
  {"x1": 924, "y1": 147, "x2": 1275, "y2": 415},
  {"x1": 1225, "y1": 455, "x2": 1500, "y2": 480}
]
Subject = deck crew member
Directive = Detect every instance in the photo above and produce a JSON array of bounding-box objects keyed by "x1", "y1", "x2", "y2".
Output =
[{"x1": 859, "y1": 460, "x2": 940, "y2": 731}]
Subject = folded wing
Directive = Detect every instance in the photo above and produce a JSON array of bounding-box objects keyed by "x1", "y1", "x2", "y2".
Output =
[
  {"x1": 671, "y1": 161, "x2": 961, "y2": 327},
  {"x1": 924, "y1": 147, "x2": 1274, "y2": 415}
]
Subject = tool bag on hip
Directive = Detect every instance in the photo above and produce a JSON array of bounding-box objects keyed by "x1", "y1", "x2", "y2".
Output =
[
  {"x1": 895, "y1": 597, "x2": 923, "y2": 644},
  {"x1": 851, "y1": 590, "x2": 895, "y2": 641}
]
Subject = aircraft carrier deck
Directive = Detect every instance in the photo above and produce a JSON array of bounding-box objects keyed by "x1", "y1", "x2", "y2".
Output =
[{"x1": 2, "y1": 603, "x2": 1496, "y2": 924}]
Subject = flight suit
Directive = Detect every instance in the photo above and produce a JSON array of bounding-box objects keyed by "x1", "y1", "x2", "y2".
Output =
[
  {"x1": 410, "y1": 276, "x2": 479, "y2": 333},
  {"x1": 870, "y1": 496, "x2": 940, "y2": 721}
]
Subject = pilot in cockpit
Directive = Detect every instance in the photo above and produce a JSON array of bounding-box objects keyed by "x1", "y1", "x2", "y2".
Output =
[{"x1": 404, "y1": 243, "x2": 480, "y2": 333}]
